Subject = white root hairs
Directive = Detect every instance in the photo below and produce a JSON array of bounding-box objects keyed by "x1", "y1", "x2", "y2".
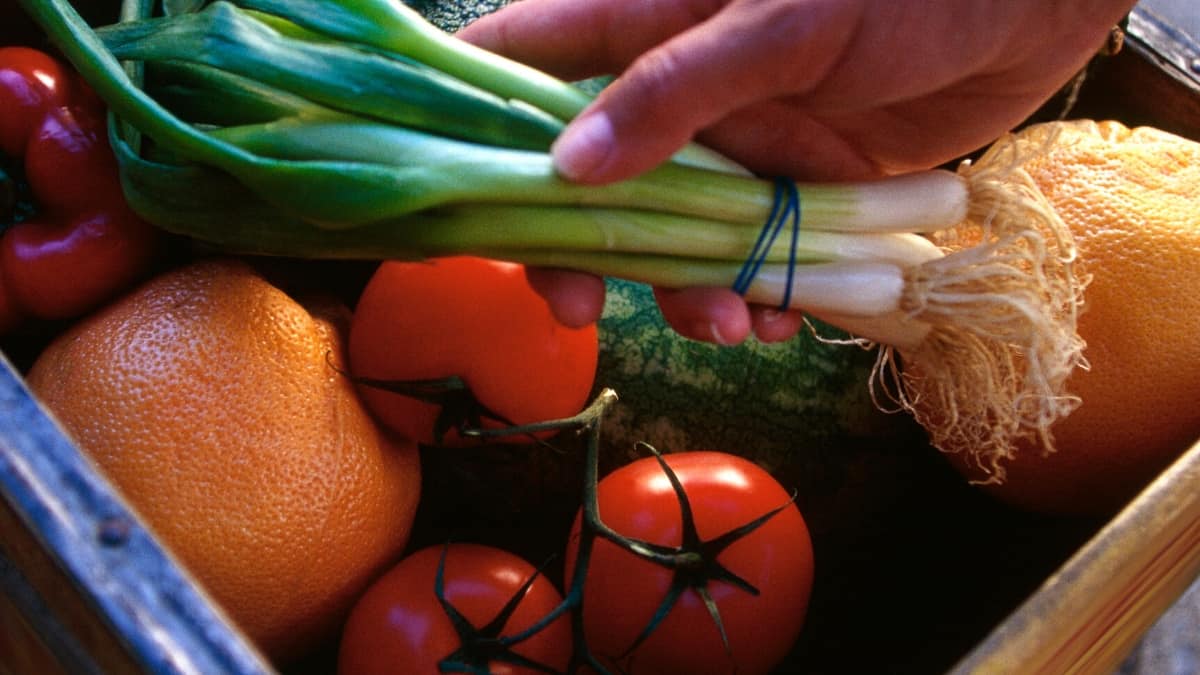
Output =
[{"x1": 872, "y1": 128, "x2": 1091, "y2": 483}]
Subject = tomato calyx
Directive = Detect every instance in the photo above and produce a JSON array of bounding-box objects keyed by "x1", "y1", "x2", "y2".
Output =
[
  {"x1": 609, "y1": 441, "x2": 796, "y2": 658},
  {"x1": 432, "y1": 544, "x2": 564, "y2": 675},
  {"x1": 329, "y1": 365, "x2": 527, "y2": 445},
  {"x1": 468, "y1": 390, "x2": 800, "y2": 674},
  {"x1": 589, "y1": 442, "x2": 798, "y2": 662}
]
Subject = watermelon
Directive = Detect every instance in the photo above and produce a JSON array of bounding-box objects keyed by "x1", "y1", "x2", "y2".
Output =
[
  {"x1": 592, "y1": 278, "x2": 921, "y2": 471},
  {"x1": 406, "y1": 0, "x2": 511, "y2": 34},
  {"x1": 410, "y1": 277, "x2": 932, "y2": 564}
]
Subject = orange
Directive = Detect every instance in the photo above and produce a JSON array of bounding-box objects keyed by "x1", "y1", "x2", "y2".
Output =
[
  {"x1": 955, "y1": 120, "x2": 1200, "y2": 516},
  {"x1": 25, "y1": 257, "x2": 422, "y2": 663}
]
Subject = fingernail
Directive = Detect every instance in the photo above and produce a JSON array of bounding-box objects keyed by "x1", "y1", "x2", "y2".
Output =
[
  {"x1": 551, "y1": 112, "x2": 614, "y2": 181},
  {"x1": 705, "y1": 320, "x2": 732, "y2": 346},
  {"x1": 758, "y1": 308, "x2": 784, "y2": 324}
]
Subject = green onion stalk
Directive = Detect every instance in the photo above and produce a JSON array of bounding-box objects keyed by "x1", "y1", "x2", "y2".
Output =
[{"x1": 22, "y1": 0, "x2": 1087, "y2": 476}]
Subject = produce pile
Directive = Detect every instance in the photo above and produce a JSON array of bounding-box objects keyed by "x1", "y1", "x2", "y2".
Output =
[
  {"x1": 24, "y1": 0, "x2": 1087, "y2": 471},
  {"x1": 3, "y1": 1, "x2": 1200, "y2": 673}
]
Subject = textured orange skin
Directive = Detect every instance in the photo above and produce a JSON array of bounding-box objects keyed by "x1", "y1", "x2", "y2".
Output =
[
  {"x1": 25, "y1": 258, "x2": 421, "y2": 663},
  {"x1": 955, "y1": 121, "x2": 1200, "y2": 516}
]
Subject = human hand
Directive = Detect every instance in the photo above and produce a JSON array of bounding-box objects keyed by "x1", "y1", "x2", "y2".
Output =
[
  {"x1": 525, "y1": 267, "x2": 806, "y2": 344},
  {"x1": 463, "y1": 0, "x2": 1135, "y2": 343}
]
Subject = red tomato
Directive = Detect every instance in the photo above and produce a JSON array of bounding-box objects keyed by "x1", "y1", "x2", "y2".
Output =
[
  {"x1": 348, "y1": 256, "x2": 598, "y2": 446},
  {"x1": 565, "y1": 451, "x2": 814, "y2": 675},
  {"x1": 337, "y1": 543, "x2": 572, "y2": 675}
]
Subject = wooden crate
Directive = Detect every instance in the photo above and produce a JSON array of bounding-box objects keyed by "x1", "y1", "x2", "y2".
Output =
[
  {"x1": 2, "y1": 1, "x2": 1199, "y2": 673},
  {"x1": 3, "y1": 348, "x2": 1198, "y2": 675}
]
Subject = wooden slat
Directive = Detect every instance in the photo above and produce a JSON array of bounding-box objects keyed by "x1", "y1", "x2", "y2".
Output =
[
  {"x1": 0, "y1": 352, "x2": 273, "y2": 675},
  {"x1": 1, "y1": 499, "x2": 126, "y2": 675},
  {"x1": 949, "y1": 437, "x2": 1200, "y2": 675}
]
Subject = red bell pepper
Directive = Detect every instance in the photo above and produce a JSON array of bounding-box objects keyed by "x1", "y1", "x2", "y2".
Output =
[{"x1": 0, "y1": 46, "x2": 158, "y2": 333}]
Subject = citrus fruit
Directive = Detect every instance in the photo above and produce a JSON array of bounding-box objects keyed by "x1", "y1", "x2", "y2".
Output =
[
  {"x1": 24, "y1": 257, "x2": 422, "y2": 662},
  {"x1": 955, "y1": 120, "x2": 1200, "y2": 515}
]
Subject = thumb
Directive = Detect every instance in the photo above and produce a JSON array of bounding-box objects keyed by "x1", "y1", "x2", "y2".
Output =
[{"x1": 550, "y1": 1, "x2": 855, "y2": 184}]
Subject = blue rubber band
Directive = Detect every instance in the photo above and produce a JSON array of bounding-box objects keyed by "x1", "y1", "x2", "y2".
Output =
[
  {"x1": 779, "y1": 179, "x2": 801, "y2": 310},
  {"x1": 732, "y1": 177, "x2": 802, "y2": 310},
  {"x1": 724, "y1": 178, "x2": 782, "y2": 294},
  {"x1": 731, "y1": 176, "x2": 788, "y2": 294}
]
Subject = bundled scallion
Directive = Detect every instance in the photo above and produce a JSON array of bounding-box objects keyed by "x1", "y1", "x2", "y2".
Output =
[{"x1": 22, "y1": 0, "x2": 1088, "y2": 478}]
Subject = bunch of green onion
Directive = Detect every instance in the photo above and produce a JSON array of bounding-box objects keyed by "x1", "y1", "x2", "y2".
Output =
[{"x1": 23, "y1": 0, "x2": 1087, "y2": 476}]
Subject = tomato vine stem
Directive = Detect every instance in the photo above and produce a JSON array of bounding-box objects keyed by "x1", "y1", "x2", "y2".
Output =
[
  {"x1": 325, "y1": 352, "x2": 550, "y2": 445},
  {"x1": 469, "y1": 389, "x2": 797, "y2": 674}
]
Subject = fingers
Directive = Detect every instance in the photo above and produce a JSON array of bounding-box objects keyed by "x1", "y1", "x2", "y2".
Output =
[
  {"x1": 696, "y1": 101, "x2": 887, "y2": 181},
  {"x1": 550, "y1": 1, "x2": 861, "y2": 183},
  {"x1": 464, "y1": 0, "x2": 865, "y2": 183},
  {"x1": 750, "y1": 305, "x2": 805, "y2": 343},
  {"x1": 653, "y1": 287, "x2": 805, "y2": 344},
  {"x1": 457, "y1": 0, "x2": 715, "y2": 81},
  {"x1": 526, "y1": 268, "x2": 804, "y2": 345},
  {"x1": 524, "y1": 267, "x2": 607, "y2": 328},
  {"x1": 653, "y1": 286, "x2": 752, "y2": 345}
]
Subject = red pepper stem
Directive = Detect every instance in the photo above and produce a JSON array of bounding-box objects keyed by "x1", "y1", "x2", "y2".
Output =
[
  {"x1": 0, "y1": 165, "x2": 14, "y2": 227},
  {"x1": 0, "y1": 158, "x2": 34, "y2": 232}
]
